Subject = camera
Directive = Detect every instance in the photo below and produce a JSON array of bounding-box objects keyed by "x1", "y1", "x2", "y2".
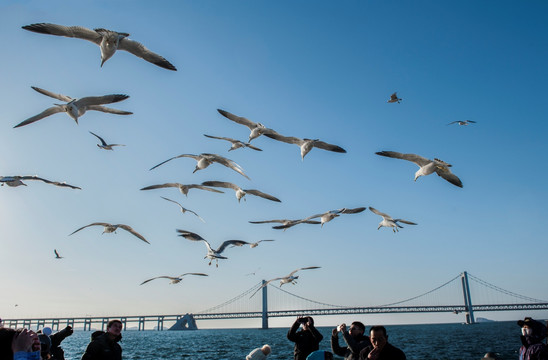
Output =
[{"x1": 298, "y1": 317, "x2": 308, "y2": 324}]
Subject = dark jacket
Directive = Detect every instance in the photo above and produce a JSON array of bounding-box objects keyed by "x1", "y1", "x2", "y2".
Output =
[
  {"x1": 519, "y1": 320, "x2": 548, "y2": 360},
  {"x1": 331, "y1": 333, "x2": 371, "y2": 360},
  {"x1": 287, "y1": 321, "x2": 324, "y2": 360},
  {"x1": 359, "y1": 343, "x2": 406, "y2": 360},
  {"x1": 81, "y1": 332, "x2": 122, "y2": 360},
  {"x1": 50, "y1": 326, "x2": 73, "y2": 360}
]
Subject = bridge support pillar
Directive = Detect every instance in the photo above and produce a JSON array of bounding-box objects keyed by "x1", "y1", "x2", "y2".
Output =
[
  {"x1": 138, "y1": 317, "x2": 145, "y2": 331},
  {"x1": 169, "y1": 314, "x2": 198, "y2": 330},
  {"x1": 52, "y1": 319, "x2": 59, "y2": 331},
  {"x1": 120, "y1": 317, "x2": 127, "y2": 331},
  {"x1": 157, "y1": 316, "x2": 164, "y2": 331},
  {"x1": 84, "y1": 318, "x2": 91, "y2": 331},
  {"x1": 261, "y1": 280, "x2": 268, "y2": 329},
  {"x1": 461, "y1": 271, "x2": 475, "y2": 324}
]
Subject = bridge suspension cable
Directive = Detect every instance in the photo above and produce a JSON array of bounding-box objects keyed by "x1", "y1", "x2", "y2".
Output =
[
  {"x1": 467, "y1": 273, "x2": 547, "y2": 303},
  {"x1": 196, "y1": 281, "x2": 263, "y2": 314},
  {"x1": 269, "y1": 283, "x2": 348, "y2": 308}
]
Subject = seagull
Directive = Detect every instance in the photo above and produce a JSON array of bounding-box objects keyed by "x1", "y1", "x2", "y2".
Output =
[
  {"x1": 272, "y1": 207, "x2": 366, "y2": 230},
  {"x1": 140, "y1": 183, "x2": 224, "y2": 197},
  {"x1": 0, "y1": 175, "x2": 81, "y2": 189},
  {"x1": 447, "y1": 120, "x2": 477, "y2": 126},
  {"x1": 140, "y1": 273, "x2": 208, "y2": 285},
  {"x1": 387, "y1": 92, "x2": 402, "y2": 103},
  {"x1": 204, "y1": 134, "x2": 262, "y2": 152},
  {"x1": 249, "y1": 219, "x2": 321, "y2": 231},
  {"x1": 89, "y1": 131, "x2": 125, "y2": 150},
  {"x1": 369, "y1": 207, "x2": 417, "y2": 233},
  {"x1": 248, "y1": 240, "x2": 275, "y2": 248},
  {"x1": 69, "y1": 222, "x2": 150, "y2": 244},
  {"x1": 375, "y1": 151, "x2": 463, "y2": 188},
  {"x1": 249, "y1": 266, "x2": 321, "y2": 298},
  {"x1": 54, "y1": 249, "x2": 63, "y2": 259},
  {"x1": 201, "y1": 181, "x2": 281, "y2": 203},
  {"x1": 160, "y1": 196, "x2": 205, "y2": 222},
  {"x1": 14, "y1": 86, "x2": 132, "y2": 128},
  {"x1": 22, "y1": 23, "x2": 177, "y2": 70},
  {"x1": 150, "y1": 153, "x2": 250, "y2": 180},
  {"x1": 263, "y1": 133, "x2": 346, "y2": 160},
  {"x1": 217, "y1": 109, "x2": 278, "y2": 142},
  {"x1": 177, "y1": 229, "x2": 250, "y2": 267}
]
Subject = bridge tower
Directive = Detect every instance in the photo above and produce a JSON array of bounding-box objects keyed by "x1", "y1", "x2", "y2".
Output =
[
  {"x1": 262, "y1": 279, "x2": 268, "y2": 329},
  {"x1": 460, "y1": 271, "x2": 475, "y2": 324}
]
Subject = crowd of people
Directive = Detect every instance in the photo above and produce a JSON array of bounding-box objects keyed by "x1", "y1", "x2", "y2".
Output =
[{"x1": 1, "y1": 315, "x2": 547, "y2": 359}]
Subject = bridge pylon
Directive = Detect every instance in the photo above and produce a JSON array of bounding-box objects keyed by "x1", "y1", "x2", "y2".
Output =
[
  {"x1": 262, "y1": 279, "x2": 268, "y2": 329},
  {"x1": 460, "y1": 271, "x2": 475, "y2": 324}
]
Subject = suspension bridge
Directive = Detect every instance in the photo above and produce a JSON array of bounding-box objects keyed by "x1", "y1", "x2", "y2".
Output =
[{"x1": 3, "y1": 272, "x2": 547, "y2": 331}]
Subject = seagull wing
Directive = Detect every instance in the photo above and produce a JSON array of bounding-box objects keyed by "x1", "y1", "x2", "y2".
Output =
[
  {"x1": 75, "y1": 94, "x2": 129, "y2": 107},
  {"x1": 22, "y1": 23, "x2": 102, "y2": 44},
  {"x1": 22, "y1": 176, "x2": 81, "y2": 189},
  {"x1": 69, "y1": 222, "x2": 111, "y2": 236},
  {"x1": 390, "y1": 92, "x2": 399, "y2": 100},
  {"x1": 86, "y1": 105, "x2": 133, "y2": 115},
  {"x1": 244, "y1": 189, "x2": 281, "y2": 202},
  {"x1": 117, "y1": 37, "x2": 177, "y2": 71},
  {"x1": 203, "y1": 134, "x2": 236, "y2": 143},
  {"x1": 375, "y1": 151, "x2": 431, "y2": 167},
  {"x1": 338, "y1": 207, "x2": 366, "y2": 214},
  {"x1": 249, "y1": 278, "x2": 278, "y2": 298},
  {"x1": 217, "y1": 109, "x2": 258, "y2": 129},
  {"x1": 89, "y1": 131, "x2": 107, "y2": 146},
  {"x1": 201, "y1": 181, "x2": 239, "y2": 191},
  {"x1": 206, "y1": 155, "x2": 250, "y2": 180},
  {"x1": 140, "y1": 276, "x2": 180, "y2": 285},
  {"x1": 141, "y1": 183, "x2": 181, "y2": 190},
  {"x1": 435, "y1": 167, "x2": 463, "y2": 188},
  {"x1": 447, "y1": 121, "x2": 459, "y2": 125},
  {"x1": 14, "y1": 106, "x2": 66, "y2": 128},
  {"x1": 161, "y1": 196, "x2": 184, "y2": 208},
  {"x1": 311, "y1": 140, "x2": 347, "y2": 153},
  {"x1": 217, "y1": 240, "x2": 250, "y2": 254},
  {"x1": 395, "y1": 219, "x2": 417, "y2": 225},
  {"x1": 150, "y1": 154, "x2": 199, "y2": 171},
  {"x1": 54, "y1": 249, "x2": 61, "y2": 258},
  {"x1": 369, "y1": 207, "x2": 391, "y2": 219},
  {"x1": 176, "y1": 229, "x2": 206, "y2": 241},
  {"x1": 245, "y1": 143, "x2": 263, "y2": 151},
  {"x1": 117, "y1": 224, "x2": 150, "y2": 244},
  {"x1": 288, "y1": 266, "x2": 321, "y2": 277},
  {"x1": 187, "y1": 185, "x2": 224, "y2": 193},
  {"x1": 30, "y1": 86, "x2": 73, "y2": 102},
  {"x1": 466, "y1": 120, "x2": 477, "y2": 123},
  {"x1": 180, "y1": 273, "x2": 208, "y2": 277},
  {"x1": 249, "y1": 219, "x2": 287, "y2": 224},
  {"x1": 263, "y1": 132, "x2": 303, "y2": 145}
]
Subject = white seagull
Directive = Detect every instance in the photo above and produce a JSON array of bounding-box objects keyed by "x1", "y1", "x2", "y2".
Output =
[
  {"x1": 22, "y1": 23, "x2": 177, "y2": 70},
  {"x1": 249, "y1": 266, "x2": 321, "y2": 298},
  {"x1": 89, "y1": 131, "x2": 125, "y2": 150},
  {"x1": 369, "y1": 207, "x2": 417, "y2": 233},
  {"x1": 387, "y1": 92, "x2": 402, "y2": 103},
  {"x1": 201, "y1": 181, "x2": 281, "y2": 203},
  {"x1": 14, "y1": 86, "x2": 131, "y2": 128},
  {"x1": 263, "y1": 133, "x2": 346, "y2": 160},
  {"x1": 375, "y1": 151, "x2": 463, "y2": 188},
  {"x1": 150, "y1": 153, "x2": 250, "y2": 180},
  {"x1": 204, "y1": 134, "x2": 262, "y2": 152},
  {"x1": 160, "y1": 196, "x2": 205, "y2": 222},
  {"x1": 70, "y1": 222, "x2": 150, "y2": 244},
  {"x1": 273, "y1": 207, "x2": 366, "y2": 230},
  {"x1": 140, "y1": 273, "x2": 208, "y2": 285},
  {"x1": 177, "y1": 230, "x2": 250, "y2": 267},
  {"x1": 140, "y1": 183, "x2": 224, "y2": 197},
  {"x1": 447, "y1": 120, "x2": 477, "y2": 126},
  {"x1": 54, "y1": 249, "x2": 63, "y2": 259},
  {"x1": 217, "y1": 109, "x2": 278, "y2": 142},
  {"x1": 0, "y1": 175, "x2": 81, "y2": 189}
]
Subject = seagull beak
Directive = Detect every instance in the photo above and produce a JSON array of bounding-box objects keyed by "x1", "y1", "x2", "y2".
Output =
[{"x1": 100, "y1": 58, "x2": 106, "y2": 67}]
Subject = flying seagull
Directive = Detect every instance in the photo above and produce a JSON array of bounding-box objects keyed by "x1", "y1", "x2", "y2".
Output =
[
  {"x1": 273, "y1": 207, "x2": 366, "y2": 230},
  {"x1": 201, "y1": 181, "x2": 281, "y2": 203},
  {"x1": 249, "y1": 219, "x2": 321, "y2": 231},
  {"x1": 140, "y1": 273, "x2": 208, "y2": 285},
  {"x1": 22, "y1": 23, "x2": 177, "y2": 70},
  {"x1": 150, "y1": 153, "x2": 250, "y2": 180},
  {"x1": 217, "y1": 109, "x2": 278, "y2": 142},
  {"x1": 140, "y1": 183, "x2": 224, "y2": 197},
  {"x1": 69, "y1": 222, "x2": 150, "y2": 244},
  {"x1": 375, "y1": 150, "x2": 463, "y2": 188},
  {"x1": 0, "y1": 175, "x2": 81, "y2": 189},
  {"x1": 249, "y1": 266, "x2": 321, "y2": 298},
  {"x1": 263, "y1": 133, "x2": 346, "y2": 160},
  {"x1": 203, "y1": 134, "x2": 262, "y2": 152},
  {"x1": 54, "y1": 249, "x2": 63, "y2": 259},
  {"x1": 387, "y1": 92, "x2": 402, "y2": 103},
  {"x1": 89, "y1": 131, "x2": 125, "y2": 150},
  {"x1": 369, "y1": 207, "x2": 417, "y2": 233},
  {"x1": 248, "y1": 240, "x2": 275, "y2": 248},
  {"x1": 177, "y1": 229, "x2": 250, "y2": 267},
  {"x1": 160, "y1": 196, "x2": 205, "y2": 222},
  {"x1": 447, "y1": 120, "x2": 477, "y2": 126},
  {"x1": 14, "y1": 86, "x2": 131, "y2": 128}
]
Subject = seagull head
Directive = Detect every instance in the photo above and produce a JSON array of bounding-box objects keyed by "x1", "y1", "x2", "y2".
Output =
[{"x1": 99, "y1": 35, "x2": 119, "y2": 67}]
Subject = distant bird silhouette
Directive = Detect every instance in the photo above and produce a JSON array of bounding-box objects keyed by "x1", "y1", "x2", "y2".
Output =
[
  {"x1": 150, "y1": 153, "x2": 250, "y2": 180},
  {"x1": 22, "y1": 23, "x2": 177, "y2": 70},
  {"x1": 369, "y1": 207, "x2": 417, "y2": 232},
  {"x1": 263, "y1": 133, "x2": 346, "y2": 160},
  {"x1": 14, "y1": 86, "x2": 131, "y2": 128},
  {"x1": 375, "y1": 150, "x2": 463, "y2": 188},
  {"x1": 70, "y1": 222, "x2": 150, "y2": 244},
  {"x1": 177, "y1": 229, "x2": 250, "y2": 267},
  {"x1": 89, "y1": 131, "x2": 125, "y2": 150},
  {"x1": 201, "y1": 181, "x2": 280, "y2": 203},
  {"x1": 204, "y1": 134, "x2": 262, "y2": 151},
  {"x1": 447, "y1": 120, "x2": 476, "y2": 126},
  {"x1": 273, "y1": 207, "x2": 366, "y2": 230},
  {"x1": 140, "y1": 183, "x2": 224, "y2": 197},
  {"x1": 387, "y1": 92, "x2": 402, "y2": 103},
  {"x1": 140, "y1": 273, "x2": 208, "y2": 285},
  {"x1": 0, "y1": 175, "x2": 81, "y2": 189},
  {"x1": 160, "y1": 196, "x2": 205, "y2": 222},
  {"x1": 54, "y1": 249, "x2": 63, "y2": 259},
  {"x1": 249, "y1": 266, "x2": 321, "y2": 298},
  {"x1": 217, "y1": 109, "x2": 278, "y2": 142}
]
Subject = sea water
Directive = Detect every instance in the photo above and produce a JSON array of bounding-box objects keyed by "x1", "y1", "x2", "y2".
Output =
[{"x1": 58, "y1": 321, "x2": 521, "y2": 360}]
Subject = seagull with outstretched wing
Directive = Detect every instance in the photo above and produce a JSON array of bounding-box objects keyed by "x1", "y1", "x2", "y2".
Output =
[
  {"x1": 140, "y1": 183, "x2": 223, "y2": 197},
  {"x1": 272, "y1": 207, "x2": 366, "y2": 230},
  {"x1": 140, "y1": 273, "x2": 208, "y2": 285},
  {"x1": 387, "y1": 92, "x2": 402, "y2": 103},
  {"x1": 369, "y1": 207, "x2": 417, "y2": 233},
  {"x1": 217, "y1": 109, "x2": 278, "y2": 142},
  {"x1": 69, "y1": 222, "x2": 150, "y2": 244},
  {"x1": 150, "y1": 153, "x2": 250, "y2": 180},
  {"x1": 89, "y1": 131, "x2": 125, "y2": 150},
  {"x1": 0, "y1": 175, "x2": 80, "y2": 189},
  {"x1": 249, "y1": 266, "x2": 321, "y2": 298},
  {"x1": 54, "y1": 249, "x2": 63, "y2": 259},
  {"x1": 201, "y1": 181, "x2": 280, "y2": 203},
  {"x1": 161, "y1": 196, "x2": 205, "y2": 222},
  {"x1": 263, "y1": 132, "x2": 346, "y2": 160},
  {"x1": 177, "y1": 230, "x2": 250, "y2": 267},
  {"x1": 447, "y1": 120, "x2": 476, "y2": 126},
  {"x1": 204, "y1": 134, "x2": 262, "y2": 152}
]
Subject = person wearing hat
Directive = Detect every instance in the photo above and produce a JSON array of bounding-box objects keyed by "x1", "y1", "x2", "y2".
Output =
[{"x1": 517, "y1": 317, "x2": 548, "y2": 360}]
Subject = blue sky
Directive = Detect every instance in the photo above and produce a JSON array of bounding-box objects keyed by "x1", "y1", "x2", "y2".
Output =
[{"x1": 1, "y1": 0, "x2": 547, "y2": 328}]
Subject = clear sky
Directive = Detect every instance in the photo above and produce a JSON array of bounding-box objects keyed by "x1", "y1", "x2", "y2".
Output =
[{"x1": 1, "y1": 0, "x2": 547, "y2": 329}]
